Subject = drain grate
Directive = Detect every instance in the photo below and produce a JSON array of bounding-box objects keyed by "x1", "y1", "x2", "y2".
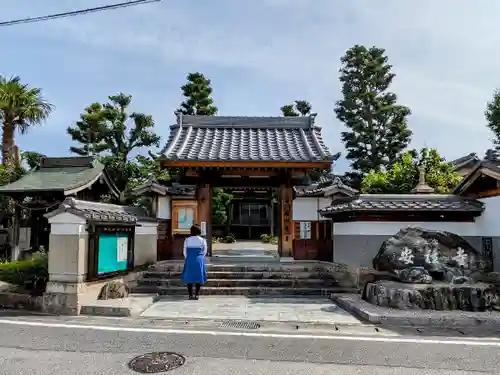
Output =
[
  {"x1": 219, "y1": 320, "x2": 261, "y2": 330},
  {"x1": 129, "y1": 352, "x2": 186, "y2": 373}
]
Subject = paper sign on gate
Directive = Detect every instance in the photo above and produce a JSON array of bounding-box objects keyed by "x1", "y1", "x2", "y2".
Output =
[
  {"x1": 200, "y1": 221, "x2": 207, "y2": 236},
  {"x1": 299, "y1": 222, "x2": 312, "y2": 240},
  {"x1": 117, "y1": 237, "x2": 128, "y2": 262}
]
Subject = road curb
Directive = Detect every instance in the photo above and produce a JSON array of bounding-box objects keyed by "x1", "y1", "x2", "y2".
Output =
[{"x1": 331, "y1": 293, "x2": 500, "y2": 329}]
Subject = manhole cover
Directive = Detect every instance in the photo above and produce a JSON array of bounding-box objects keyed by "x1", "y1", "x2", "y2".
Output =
[
  {"x1": 219, "y1": 320, "x2": 260, "y2": 330},
  {"x1": 129, "y1": 352, "x2": 186, "y2": 373}
]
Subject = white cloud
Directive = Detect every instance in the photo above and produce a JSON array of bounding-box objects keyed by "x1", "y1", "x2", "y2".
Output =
[{"x1": 2, "y1": 0, "x2": 500, "y2": 167}]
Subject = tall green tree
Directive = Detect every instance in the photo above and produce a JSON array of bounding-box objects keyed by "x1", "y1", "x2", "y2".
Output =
[
  {"x1": 335, "y1": 45, "x2": 412, "y2": 176},
  {"x1": 178, "y1": 73, "x2": 217, "y2": 115},
  {"x1": 485, "y1": 89, "x2": 500, "y2": 148},
  {"x1": 281, "y1": 100, "x2": 312, "y2": 117},
  {"x1": 175, "y1": 74, "x2": 233, "y2": 223},
  {"x1": 0, "y1": 76, "x2": 53, "y2": 167},
  {"x1": 21, "y1": 151, "x2": 46, "y2": 170},
  {"x1": 361, "y1": 148, "x2": 461, "y2": 194},
  {"x1": 67, "y1": 93, "x2": 161, "y2": 200},
  {"x1": 66, "y1": 103, "x2": 109, "y2": 156}
]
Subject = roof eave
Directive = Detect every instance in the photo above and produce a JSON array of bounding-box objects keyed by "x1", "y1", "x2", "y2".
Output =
[{"x1": 452, "y1": 161, "x2": 500, "y2": 195}]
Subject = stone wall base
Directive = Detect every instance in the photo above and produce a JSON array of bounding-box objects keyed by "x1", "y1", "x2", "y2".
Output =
[
  {"x1": 41, "y1": 270, "x2": 144, "y2": 315},
  {"x1": 42, "y1": 292, "x2": 80, "y2": 315}
]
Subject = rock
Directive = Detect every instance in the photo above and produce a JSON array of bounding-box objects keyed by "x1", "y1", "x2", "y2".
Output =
[
  {"x1": 395, "y1": 267, "x2": 433, "y2": 284},
  {"x1": 97, "y1": 280, "x2": 129, "y2": 300},
  {"x1": 373, "y1": 227, "x2": 484, "y2": 283},
  {"x1": 364, "y1": 280, "x2": 500, "y2": 311},
  {"x1": 451, "y1": 276, "x2": 472, "y2": 285}
]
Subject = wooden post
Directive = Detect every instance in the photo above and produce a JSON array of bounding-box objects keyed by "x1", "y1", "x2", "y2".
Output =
[
  {"x1": 197, "y1": 182, "x2": 212, "y2": 256},
  {"x1": 279, "y1": 178, "x2": 293, "y2": 259}
]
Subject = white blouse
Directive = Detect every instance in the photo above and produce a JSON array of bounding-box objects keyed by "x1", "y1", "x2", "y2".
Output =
[{"x1": 183, "y1": 235, "x2": 208, "y2": 258}]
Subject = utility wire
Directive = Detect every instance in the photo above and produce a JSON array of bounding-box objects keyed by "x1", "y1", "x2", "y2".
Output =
[{"x1": 0, "y1": 0, "x2": 162, "y2": 27}]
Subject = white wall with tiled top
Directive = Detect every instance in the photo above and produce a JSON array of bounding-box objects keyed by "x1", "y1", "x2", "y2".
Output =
[
  {"x1": 331, "y1": 196, "x2": 500, "y2": 270},
  {"x1": 333, "y1": 196, "x2": 500, "y2": 237}
]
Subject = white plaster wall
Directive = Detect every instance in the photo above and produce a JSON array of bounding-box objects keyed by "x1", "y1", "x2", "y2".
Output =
[
  {"x1": 157, "y1": 196, "x2": 171, "y2": 219},
  {"x1": 292, "y1": 197, "x2": 330, "y2": 221}
]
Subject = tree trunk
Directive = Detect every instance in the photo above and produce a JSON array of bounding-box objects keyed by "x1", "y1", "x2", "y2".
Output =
[{"x1": 2, "y1": 121, "x2": 14, "y2": 167}]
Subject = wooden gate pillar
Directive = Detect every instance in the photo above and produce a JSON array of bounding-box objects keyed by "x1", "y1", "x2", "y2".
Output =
[
  {"x1": 279, "y1": 179, "x2": 293, "y2": 258},
  {"x1": 197, "y1": 182, "x2": 212, "y2": 256}
]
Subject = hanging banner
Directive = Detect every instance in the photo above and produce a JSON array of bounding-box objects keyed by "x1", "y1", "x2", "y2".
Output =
[{"x1": 299, "y1": 222, "x2": 312, "y2": 240}]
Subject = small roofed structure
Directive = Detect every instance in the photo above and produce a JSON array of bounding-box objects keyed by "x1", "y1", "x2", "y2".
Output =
[
  {"x1": 0, "y1": 156, "x2": 120, "y2": 260},
  {"x1": 44, "y1": 198, "x2": 157, "y2": 282},
  {"x1": 449, "y1": 153, "x2": 480, "y2": 177},
  {"x1": 453, "y1": 159, "x2": 500, "y2": 198},
  {"x1": 295, "y1": 175, "x2": 357, "y2": 198},
  {"x1": 0, "y1": 156, "x2": 119, "y2": 198},
  {"x1": 45, "y1": 197, "x2": 153, "y2": 224}
]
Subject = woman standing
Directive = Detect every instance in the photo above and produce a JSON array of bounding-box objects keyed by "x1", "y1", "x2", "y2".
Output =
[{"x1": 181, "y1": 225, "x2": 208, "y2": 300}]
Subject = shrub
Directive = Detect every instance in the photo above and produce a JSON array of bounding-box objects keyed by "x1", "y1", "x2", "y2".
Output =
[
  {"x1": 0, "y1": 251, "x2": 48, "y2": 295},
  {"x1": 223, "y1": 233, "x2": 236, "y2": 243},
  {"x1": 260, "y1": 234, "x2": 271, "y2": 243}
]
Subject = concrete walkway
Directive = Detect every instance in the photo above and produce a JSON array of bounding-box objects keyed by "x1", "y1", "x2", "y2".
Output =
[
  {"x1": 139, "y1": 296, "x2": 362, "y2": 326},
  {"x1": 212, "y1": 240, "x2": 278, "y2": 252}
]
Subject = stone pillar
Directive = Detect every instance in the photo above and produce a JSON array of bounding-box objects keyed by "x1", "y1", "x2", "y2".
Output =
[
  {"x1": 280, "y1": 182, "x2": 293, "y2": 259},
  {"x1": 156, "y1": 196, "x2": 171, "y2": 261},
  {"x1": 43, "y1": 213, "x2": 88, "y2": 315},
  {"x1": 197, "y1": 183, "x2": 212, "y2": 256},
  {"x1": 134, "y1": 220, "x2": 158, "y2": 266}
]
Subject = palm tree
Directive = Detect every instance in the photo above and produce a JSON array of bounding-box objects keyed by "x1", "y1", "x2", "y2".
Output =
[{"x1": 0, "y1": 76, "x2": 53, "y2": 167}]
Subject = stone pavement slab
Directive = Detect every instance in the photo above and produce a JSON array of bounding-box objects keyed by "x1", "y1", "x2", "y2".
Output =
[
  {"x1": 139, "y1": 296, "x2": 363, "y2": 326},
  {"x1": 332, "y1": 293, "x2": 500, "y2": 330},
  {"x1": 80, "y1": 295, "x2": 155, "y2": 317}
]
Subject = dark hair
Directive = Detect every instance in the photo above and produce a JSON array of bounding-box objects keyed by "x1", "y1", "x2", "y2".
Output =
[{"x1": 190, "y1": 225, "x2": 202, "y2": 236}]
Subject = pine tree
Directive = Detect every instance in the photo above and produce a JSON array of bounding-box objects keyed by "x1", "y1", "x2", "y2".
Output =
[
  {"x1": 67, "y1": 93, "x2": 161, "y2": 201},
  {"x1": 66, "y1": 103, "x2": 109, "y2": 156},
  {"x1": 280, "y1": 100, "x2": 312, "y2": 117},
  {"x1": 335, "y1": 45, "x2": 412, "y2": 176},
  {"x1": 178, "y1": 73, "x2": 217, "y2": 115}
]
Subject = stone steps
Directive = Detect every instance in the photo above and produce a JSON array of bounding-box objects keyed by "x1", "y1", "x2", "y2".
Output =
[
  {"x1": 151, "y1": 263, "x2": 326, "y2": 273},
  {"x1": 131, "y1": 285, "x2": 358, "y2": 296},
  {"x1": 137, "y1": 278, "x2": 334, "y2": 288},
  {"x1": 141, "y1": 271, "x2": 334, "y2": 280},
  {"x1": 132, "y1": 261, "x2": 358, "y2": 297}
]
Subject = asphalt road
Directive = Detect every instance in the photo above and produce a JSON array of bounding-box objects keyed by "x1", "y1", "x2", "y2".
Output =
[{"x1": 0, "y1": 314, "x2": 498, "y2": 374}]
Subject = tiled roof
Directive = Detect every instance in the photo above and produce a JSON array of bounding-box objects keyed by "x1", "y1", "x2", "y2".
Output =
[
  {"x1": 161, "y1": 114, "x2": 333, "y2": 163},
  {"x1": 0, "y1": 156, "x2": 119, "y2": 196},
  {"x1": 449, "y1": 153, "x2": 479, "y2": 168},
  {"x1": 295, "y1": 175, "x2": 357, "y2": 197},
  {"x1": 319, "y1": 194, "x2": 484, "y2": 216},
  {"x1": 45, "y1": 198, "x2": 154, "y2": 223},
  {"x1": 132, "y1": 179, "x2": 196, "y2": 197}
]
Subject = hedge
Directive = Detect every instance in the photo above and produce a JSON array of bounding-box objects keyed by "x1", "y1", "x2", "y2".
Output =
[{"x1": 0, "y1": 252, "x2": 48, "y2": 295}]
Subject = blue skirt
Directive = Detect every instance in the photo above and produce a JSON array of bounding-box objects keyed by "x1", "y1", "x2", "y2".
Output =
[{"x1": 181, "y1": 247, "x2": 208, "y2": 284}]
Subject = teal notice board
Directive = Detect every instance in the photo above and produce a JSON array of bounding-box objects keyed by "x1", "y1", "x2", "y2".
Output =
[{"x1": 97, "y1": 233, "x2": 129, "y2": 274}]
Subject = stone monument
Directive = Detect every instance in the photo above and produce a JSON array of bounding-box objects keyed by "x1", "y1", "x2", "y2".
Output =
[{"x1": 363, "y1": 168, "x2": 500, "y2": 311}]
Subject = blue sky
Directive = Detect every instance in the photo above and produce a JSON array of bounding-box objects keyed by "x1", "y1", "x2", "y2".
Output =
[{"x1": 0, "y1": 0, "x2": 497, "y2": 171}]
